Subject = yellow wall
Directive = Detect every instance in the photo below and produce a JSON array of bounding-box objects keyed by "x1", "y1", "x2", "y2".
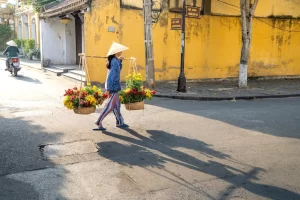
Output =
[
  {"x1": 84, "y1": 0, "x2": 300, "y2": 83},
  {"x1": 14, "y1": 8, "x2": 41, "y2": 48},
  {"x1": 212, "y1": 0, "x2": 300, "y2": 17}
]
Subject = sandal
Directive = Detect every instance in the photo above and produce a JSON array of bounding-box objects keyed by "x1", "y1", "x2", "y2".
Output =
[
  {"x1": 93, "y1": 126, "x2": 106, "y2": 131},
  {"x1": 116, "y1": 124, "x2": 129, "y2": 128}
]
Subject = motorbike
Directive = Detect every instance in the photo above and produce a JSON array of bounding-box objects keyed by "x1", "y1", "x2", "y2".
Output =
[{"x1": 6, "y1": 57, "x2": 21, "y2": 76}]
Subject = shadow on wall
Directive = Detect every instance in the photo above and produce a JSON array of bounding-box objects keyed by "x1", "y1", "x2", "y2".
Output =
[
  {"x1": 98, "y1": 128, "x2": 300, "y2": 200},
  {"x1": 0, "y1": 113, "x2": 64, "y2": 199},
  {"x1": 148, "y1": 97, "x2": 300, "y2": 139}
]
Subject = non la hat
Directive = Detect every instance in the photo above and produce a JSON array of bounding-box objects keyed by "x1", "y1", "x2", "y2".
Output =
[
  {"x1": 107, "y1": 42, "x2": 129, "y2": 56},
  {"x1": 6, "y1": 40, "x2": 18, "y2": 47}
]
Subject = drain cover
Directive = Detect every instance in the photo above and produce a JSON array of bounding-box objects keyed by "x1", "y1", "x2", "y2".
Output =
[{"x1": 41, "y1": 140, "x2": 98, "y2": 158}]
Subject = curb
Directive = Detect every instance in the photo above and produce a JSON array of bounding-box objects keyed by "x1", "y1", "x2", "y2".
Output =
[
  {"x1": 155, "y1": 93, "x2": 300, "y2": 101},
  {"x1": 21, "y1": 63, "x2": 42, "y2": 70}
]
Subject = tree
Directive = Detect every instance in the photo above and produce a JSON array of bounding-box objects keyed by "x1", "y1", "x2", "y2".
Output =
[
  {"x1": 239, "y1": 0, "x2": 259, "y2": 88},
  {"x1": 24, "y1": 0, "x2": 57, "y2": 12},
  {"x1": 0, "y1": 24, "x2": 13, "y2": 51}
]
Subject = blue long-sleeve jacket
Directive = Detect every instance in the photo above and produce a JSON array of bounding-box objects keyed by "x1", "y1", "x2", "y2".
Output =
[{"x1": 105, "y1": 57, "x2": 122, "y2": 93}]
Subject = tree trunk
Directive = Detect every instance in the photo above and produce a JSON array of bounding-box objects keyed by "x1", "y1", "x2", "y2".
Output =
[
  {"x1": 239, "y1": 34, "x2": 251, "y2": 87},
  {"x1": 143, "y1": 0, "x2": 155, "y2": 90},
  {"x1": 239, "y1": 0, "x2": 259, "y2": 88}
]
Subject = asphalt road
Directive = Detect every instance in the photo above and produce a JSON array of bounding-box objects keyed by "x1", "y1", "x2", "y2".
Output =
[{"x1": 0, "y1": 59, "x2": 300, "y2": 200}]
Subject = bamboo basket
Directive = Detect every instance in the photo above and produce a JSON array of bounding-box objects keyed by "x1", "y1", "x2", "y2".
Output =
[
  {"x1": 73, "y1": 107, "x2": 96, "y2": 115},
  {"x1": 125, "y1": 101, "x2": 144, "y2": 111}
]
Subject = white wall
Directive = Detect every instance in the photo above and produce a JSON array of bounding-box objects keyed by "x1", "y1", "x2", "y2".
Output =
[
  {"x1": 40, "y1": 17, "x2": 76, "y2": 65},
  {"x1": 65, "y1": 16, "x2": 76, "y2": 65}
]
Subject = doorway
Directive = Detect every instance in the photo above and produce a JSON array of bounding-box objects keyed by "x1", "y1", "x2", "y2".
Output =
[{"x1": 75, "y1": 15, "x2": 83, "y2": 65}]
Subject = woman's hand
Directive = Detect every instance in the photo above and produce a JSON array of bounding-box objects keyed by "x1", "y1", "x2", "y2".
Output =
[{"x1": 106, "y1": 91, "x2": 111, "y2": 98}]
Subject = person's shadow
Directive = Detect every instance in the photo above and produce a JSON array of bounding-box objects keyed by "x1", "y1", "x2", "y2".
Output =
[{"x1": 98, "y1": 128, "x2": 300, "y2": 200}]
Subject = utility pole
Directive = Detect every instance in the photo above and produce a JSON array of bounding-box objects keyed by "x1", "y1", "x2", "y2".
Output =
[
  {"x1": 177, "y1": 0, "x2": 187, "y2": 92},
  {"x1": 143, "y1": 0, "x2": 155, "y2": 89}
]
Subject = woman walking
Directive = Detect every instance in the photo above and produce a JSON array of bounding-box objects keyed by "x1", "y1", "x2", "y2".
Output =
[{"x1": 94, "y1": 42, "x2": 129, "y2": 131}]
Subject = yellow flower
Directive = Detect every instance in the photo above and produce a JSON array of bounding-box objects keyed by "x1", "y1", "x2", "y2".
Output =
[
  {"x1": 85, "y1": 95, "x2": 97, "y2": 106},
  {"x1": 92, "y1": 85, "x2": 98, "y2": 92},
  {"x1": 63, "y1": 96, "x2": 70, "y2": 105},
  {"x1": 87, "y1": 82, "x2": 91, "y2": 86},
  {"x1": 126, "y1": 74, "x2": 132, "y2": 79},
  {"x1": 63, "y1": 96, "x2": 74, "y2": 109},
  {"x1": 119, "y1": 96, "x2": 124, "y2": 103},
  {"x1": 125, "y1": 88, "x2": 131, "y2": 93},
  {"x1": 146, "y1": 92, "x2": 151, "y2": 98},
  {"x1": 66, "y1": 102, "x2": 73, "y2": 110},
  {"x1": 144, "y1": 89, "x2": 150, "y2": 93}
]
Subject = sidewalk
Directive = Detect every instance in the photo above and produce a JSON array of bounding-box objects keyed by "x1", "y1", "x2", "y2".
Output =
[
  {"x1": 19, "y1": 58, "x2": 42, "y2": 69},
  {"x1": 155, "y1": 79, "x2": 300, "y2": 101},
  {"x1": 2, "y1": 56, "x2": 299, "y2": 101}
]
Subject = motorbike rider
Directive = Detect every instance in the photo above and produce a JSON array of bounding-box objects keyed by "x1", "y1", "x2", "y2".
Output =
[{"x1": 3, "y1": 40, "x2": 19, "y2": 71}]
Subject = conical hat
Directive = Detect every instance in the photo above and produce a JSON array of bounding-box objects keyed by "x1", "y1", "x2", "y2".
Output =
[
  {"x1": 6, "y1": 40, "x2": 17, "y2": 47},
  {"x1": 107, "y1": 42, "x2": 129, "y2": 56}
]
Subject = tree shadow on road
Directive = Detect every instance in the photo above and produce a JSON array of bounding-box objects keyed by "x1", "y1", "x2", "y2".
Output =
[
  {"x1": 148, "y1": 98, "x2": 300, "y2": 139},
  {"x1": 98, "y1": 128, "x2": 300, "y2": 200},
  {"x1": 0, "y1": 115, "x2": 65, "y2": 199}
]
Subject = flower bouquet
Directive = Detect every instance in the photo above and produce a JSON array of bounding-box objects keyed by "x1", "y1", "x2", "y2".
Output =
[
  {"x1": 119, "y1": 72, "x2": 156, "y2": 111},
  {"x1": 63, "y1": 84, "x2": 108, "y2": 114}
]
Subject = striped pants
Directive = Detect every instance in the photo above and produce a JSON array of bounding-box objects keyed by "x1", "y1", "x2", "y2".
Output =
[{"x1": 95, "y1": 93, "x2": 124, "y2": 126}]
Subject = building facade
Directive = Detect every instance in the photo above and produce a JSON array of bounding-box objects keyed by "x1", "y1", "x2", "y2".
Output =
[
  {"x1": 40, "y1": 0, "x2": 89, "y2": 65},
  {"x1": 14, "y1": 4, "x2": 41, "y2": 48},
  {"x1": 82, "y1": 0, "x2": 300, "y2": 83}
]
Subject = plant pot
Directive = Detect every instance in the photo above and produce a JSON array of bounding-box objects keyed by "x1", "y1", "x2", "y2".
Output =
[
  {"x1": 73, "y1": 107, "x2": 96, "y2": 115},
  {"x1": 125, "y1": 101, "x2": 144, "y2": 111}
]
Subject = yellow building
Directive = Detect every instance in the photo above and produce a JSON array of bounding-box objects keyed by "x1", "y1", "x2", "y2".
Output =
[
  {"x1": 14, "y1": 4, "x2": 40, "y2": 48},
  {"x1": 84, "y1": 0, "x2": 300, "y2": 83}
]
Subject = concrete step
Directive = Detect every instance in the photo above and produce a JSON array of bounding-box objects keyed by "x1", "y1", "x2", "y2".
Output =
[
  {"x1": 52, "y1": 65, "x2": 78, "y2": 72},
  {"x1": 68, "y1": 70, "x2": 86, "y2": 77},
  {"x1": 43, "y1": 67, "x2": 64, "y2": 76},
  {"x1": 63, "y1": 72, "x2": 86, "y2": 84}
]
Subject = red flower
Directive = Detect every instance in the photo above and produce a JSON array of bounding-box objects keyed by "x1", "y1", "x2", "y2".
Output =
[
  {"x1": 81, "y1": 92, "x2": 87, "y2": 98},
  {"x1": 152, "y1": 90, "x2": 156, "y2": 95},
  {"x1": 103, "y1": 93, "x2": 108, "y2": 99},
  {"x1": 64, "y1": 89, "x2": 74, "y2": 96}
]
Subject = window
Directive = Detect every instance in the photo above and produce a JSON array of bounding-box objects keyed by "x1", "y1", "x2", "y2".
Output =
[
  {"x1": 121, "y1": 0, "x2": 162, "y2": 10},
  {"x1": 169, "y1": 0, "x2": 210, "y2": 14},
  {"x1": 18, "y1": 20, "x2": 22, "y2": 39},
  {"x1": 31, "y1": 18, "x2": 36, "y2": 42},
  {"x1": 169, "y1": 0, "x2": 202, "y2": 10}
]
